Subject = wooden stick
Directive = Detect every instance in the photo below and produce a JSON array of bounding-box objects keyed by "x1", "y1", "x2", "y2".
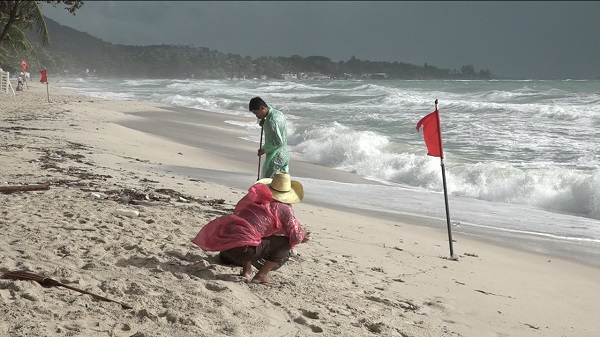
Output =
[
  {"x1": 0, "y1": 182, "x2": 50, "y2": 194},
  {"x1": 257, "y1": 124, "x2": 264, "y2": 180},
  {"x1": 1, "y1": 271, "x2": 133, "y2": 310}
]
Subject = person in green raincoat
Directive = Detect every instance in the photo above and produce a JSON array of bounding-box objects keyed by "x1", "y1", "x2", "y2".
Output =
[{"x1": 249, "y1": 97, "x2": 290, "y2": 179}]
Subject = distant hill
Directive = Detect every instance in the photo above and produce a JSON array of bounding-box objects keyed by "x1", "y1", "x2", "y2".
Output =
[
  {"x1": 26, "y1": 17, "x2": 494, "y2": 80},
  {"x1": 43, "y1": 16, "x2": 110, "y2": 54}
]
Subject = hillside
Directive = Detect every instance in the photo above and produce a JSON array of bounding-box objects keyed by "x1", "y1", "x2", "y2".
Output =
[
  {"x1": 25, "y1": 17, "x2": 494, "y2": 80},
  {"x1": 44, "y1": 16, "x2": 110, "y2": 54}
]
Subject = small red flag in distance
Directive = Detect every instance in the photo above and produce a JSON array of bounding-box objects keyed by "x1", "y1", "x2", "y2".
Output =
[{"x1": 40, "y1": 69, "x2": 47, "y2": 83}]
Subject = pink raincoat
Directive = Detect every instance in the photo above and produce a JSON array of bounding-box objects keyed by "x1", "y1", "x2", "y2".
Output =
[{"x1": 193, "y1": 183, "x2": 305, "y2": 252}]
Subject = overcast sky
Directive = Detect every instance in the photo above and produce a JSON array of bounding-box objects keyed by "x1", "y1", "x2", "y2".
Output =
[{"x1": 42, "y1": 1, "x2": 600, "y2": 79}]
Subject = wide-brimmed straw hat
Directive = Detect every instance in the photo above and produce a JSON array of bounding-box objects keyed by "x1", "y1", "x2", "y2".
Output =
[{"x1": 257, "y1": 173, "x2": 304, "y2": 204}]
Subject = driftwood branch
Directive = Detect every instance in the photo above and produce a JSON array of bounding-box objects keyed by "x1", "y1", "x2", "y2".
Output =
[
  {"x1": 0, "y1": 182, "x2": 50, "y2": 194},
  {"x1": 50, "y1": 226, "x2": 97, "y2": 231},
  {"x1": 1, "y1": 270, "x2": 132, "y2": 310}
]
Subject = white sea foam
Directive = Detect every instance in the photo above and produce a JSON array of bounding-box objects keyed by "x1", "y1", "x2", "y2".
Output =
[{"x1": 65, "y1": 89, "x2": 135, "y2": 100}]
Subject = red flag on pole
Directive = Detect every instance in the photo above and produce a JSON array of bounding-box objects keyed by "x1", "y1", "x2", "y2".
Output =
[
  {"x1": 40, "y1": 69, "x2": 47, "y2": 83},
  {"x1": 416, "y1": 109, "x2": 443, "y2": 157},
  {"x1": 21, "y1": 60, "x2": 28, "y2": 72}
]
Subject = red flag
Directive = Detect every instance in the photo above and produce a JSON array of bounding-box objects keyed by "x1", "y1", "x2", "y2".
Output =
[
  {"x1": 21, "y1": 59, "x2": 28, "y2": 72},
  {"x1": 416, "y1": 109, "x2": 443, "y2": 157},
  {"x1": 40, "y1": 69, "x2": 47, "y2": 83}
]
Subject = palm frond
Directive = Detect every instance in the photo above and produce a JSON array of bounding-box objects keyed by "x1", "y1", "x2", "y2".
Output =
[
  {"x1": 20, "y1": 0, "x2": 49, "y2": 45},
  {"x1": 5, "y1": 23, "x2": 33, "y2": 50}
]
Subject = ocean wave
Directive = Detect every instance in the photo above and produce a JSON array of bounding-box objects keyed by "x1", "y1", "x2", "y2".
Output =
[
  {"x1": 290, "y1": 121, "x2": 600, "y2": 219},
  {"x1": 53, "y1": 77, "x2": 600, "y2": 222}
]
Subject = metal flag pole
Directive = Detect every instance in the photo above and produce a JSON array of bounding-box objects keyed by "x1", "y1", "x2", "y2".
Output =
[
  {"x1": 46, "y1": 82, "x2": 50, "y2": 103},
  {"x1": 257, "y1": 123, "x2": 264, "y2": 180},
  {"x1": 435, "y1": 99, "x2": 456, "y2": 259}
]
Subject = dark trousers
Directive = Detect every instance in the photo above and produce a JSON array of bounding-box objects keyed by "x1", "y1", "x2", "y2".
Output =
[{"x1": 220, "y1": 235, "x2": 291, "y2": 266}]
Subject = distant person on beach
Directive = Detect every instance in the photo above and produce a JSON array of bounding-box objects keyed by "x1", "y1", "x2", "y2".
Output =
[
  {"x1": 16, "y1": 73, "x2": 24, "y2": 91},
  {"x1": 249, "y1": 97, "x2": 290, "y2": 179},
  {"x1": 192, "y1": 173, "x2": 310, "y2": 286}
]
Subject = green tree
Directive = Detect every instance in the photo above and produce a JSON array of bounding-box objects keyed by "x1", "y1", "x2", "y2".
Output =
[
  {"x1": 460, "y1": 65, "x2": 477, "y2": 78},
  {"x1": 0, "y1": 1, "x2": 83, "y2": 50}
]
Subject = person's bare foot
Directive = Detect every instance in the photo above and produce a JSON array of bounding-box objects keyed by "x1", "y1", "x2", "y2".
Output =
[
  {"x1": 240, "y1": 261, "x2": 253, "y2": 279},
  {"x1": 251, "y1": 275, "x2": 276, "y2": 287},
  {"x1": 239, "y1": 271, "x2": 252, "y2": 279}
]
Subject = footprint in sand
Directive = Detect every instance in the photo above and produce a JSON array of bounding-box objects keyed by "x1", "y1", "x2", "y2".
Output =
[
  {"x1": 114, "y1": 323, "x2": 131, "y2": 331},
  {"x1": 111, "y1": 323, "x2": 133, "y2": 337},
  {"x1": 204, "y1": 281, "x2": 229, "y2": 292},
  {"x1": 294, "y1": 309, "x2": 324, "y2": 333},
  {"x1": 300, "y1": 309, "x2": 320, "y2": 320}
]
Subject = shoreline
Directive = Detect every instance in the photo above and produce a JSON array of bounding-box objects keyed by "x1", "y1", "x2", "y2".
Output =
[
  {"x1": 117, "y1": 103, "x2": 600, "y2": 270},
  {"x1": 2, "y1": 84, "x2": 600, "y2": 336}
]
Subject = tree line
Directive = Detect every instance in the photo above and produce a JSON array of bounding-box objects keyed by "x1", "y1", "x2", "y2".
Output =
[{"x1": 1, "y1": 2, "x2": 493, "y2": 80}]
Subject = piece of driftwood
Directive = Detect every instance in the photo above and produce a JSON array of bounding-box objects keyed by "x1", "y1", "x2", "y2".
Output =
[
  {"x1": 1, "y1": 270, "x2": 133, "y2": 310},
  {"x1": 0, "y1": 182, "x2": 50, "y2": 194},
  {"x1": 50, "y1": 226, "x2": 97, "y2": 231}
]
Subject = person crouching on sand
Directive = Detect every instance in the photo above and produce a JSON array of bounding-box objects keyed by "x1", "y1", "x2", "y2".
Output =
[{"x1": 192, "y1": 173, "x2": 310, "y2": 286}]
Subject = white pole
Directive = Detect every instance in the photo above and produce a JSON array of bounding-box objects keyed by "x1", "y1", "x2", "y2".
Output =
[
  {"x1": 1, "y1": 71, "x2": 16, "y2": 95},
  {"x1": 1, "y1": 71, "x2": 7, "y2": 93},
  {"x1": 8, "y1": 72, "x2": 15, "y2": 95}
]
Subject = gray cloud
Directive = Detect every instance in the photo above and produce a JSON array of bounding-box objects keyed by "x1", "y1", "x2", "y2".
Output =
[{"x1": 42, "y1": 1, "x2": 600, "y2": 79}]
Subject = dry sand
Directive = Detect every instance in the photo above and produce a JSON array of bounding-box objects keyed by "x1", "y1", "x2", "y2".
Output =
[{"x1": 1, "y1": 84, "x2": 600, "y2": 337}]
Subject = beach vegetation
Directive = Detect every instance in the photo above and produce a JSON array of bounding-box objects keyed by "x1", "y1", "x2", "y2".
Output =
[
  {"x1": 0, "y1": 0, "x2": 83, "y2": 71},
  {"x1": 16, "y1": 15, "x2": 493, "y2": 80}
]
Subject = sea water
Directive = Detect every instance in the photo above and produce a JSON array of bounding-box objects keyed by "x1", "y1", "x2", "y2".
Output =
[{"x1": 56, "y1": 77, "x2": 600, "y2": 267}]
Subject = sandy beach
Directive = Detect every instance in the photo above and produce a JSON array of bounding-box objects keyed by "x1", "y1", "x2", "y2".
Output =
[{"x1": 1, "y1": 84, "x2": 600, "y2": 337}]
